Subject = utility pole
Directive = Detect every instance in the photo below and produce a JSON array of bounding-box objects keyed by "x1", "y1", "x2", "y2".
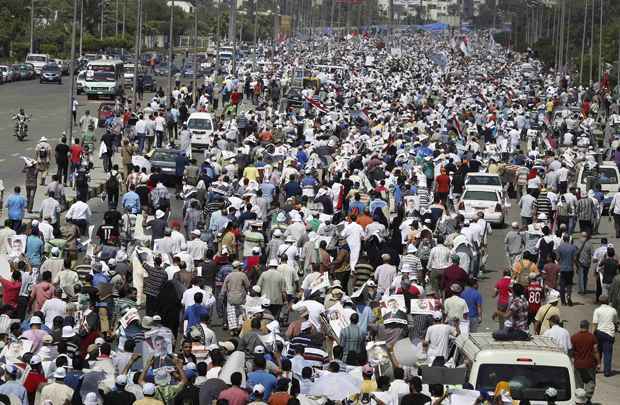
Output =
[
  {"x1": 253, "y1": 0, "x2": 258, "y2": 68},
  {"x1": 580, "y1": 0, "x2": 588, "y2": 85},
  {"x1": 100, "y1": 0, "x2": 104, "y2": 40},
  {"x1": 230, "y1": 0, "x2": 237, "y2": 76},
  {"x1": 115, "y1": 0, "x2": 118, "y2": 36},
  {"x1": 122, "y1": 0, "x2": 126, "y2": 37},
  {"x1": 565, "y1": 2, "x2": 570, "y2": 74},
  {"x1": 590, "y1": 0, "x2": 594, "y2": 85},
  {"x1": 30, "y1": 0, "x2": 35, "y2": 53},
  {"x1": 598, "y1": 0, "x2": 603, "y2": 82},
  {"x1": 79, "y1": 0, "x2": 84, "y2": 57},
  {"x1": 192, "y1": 3, "x2": 198, "y2": 105},
  {"x1": 132, "y1": 0, "x2": 142, "y2": 110},
  {"x1": 67, "y1": 0, "x2": 78, "y2": 140},
  {"x1": 168, "y1": 0, "x2": 174, "y2": 106}
]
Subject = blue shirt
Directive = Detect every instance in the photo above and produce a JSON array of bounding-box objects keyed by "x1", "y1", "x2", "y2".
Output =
[
  {"x1": 92, "y1": 272, "x2": 111, "y2": 288},
  {"x1": 184, "y1": 304, "x2": 209, "y2": 330},
  {"x1": 0, "y1": 380, "x2": 28, "y2": 405},
  {"x1": 349, "y1": 200, "x2": 366, "y2": 214},
  {"x1": 247, "y1": 370, "x2": 277, "y2": 400},
  {"x1": 6, "y1": 193, "x2": 27, "y2": 220},
  {"x1": 121, "y1": 191, "x2": 141, "y2": 214},
  {"x1": 25, "y1": 235, "x2": 44, "y2": 267},
  {"x1": 557, "y1": 242, "x2": 577, "y2": 272},
  {"x1": 461, "y1": 287, "x2": 483, "y2": 318},
  {"x1": 260, "y1": 182, "x2": 276, "y2": 203}
]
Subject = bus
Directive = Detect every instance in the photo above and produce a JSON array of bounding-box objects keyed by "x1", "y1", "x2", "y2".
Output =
[{"x1": 84, "y1": 59, "x2": 124, "y2": 99}]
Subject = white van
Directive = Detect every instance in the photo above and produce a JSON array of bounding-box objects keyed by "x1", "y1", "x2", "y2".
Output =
[
  {"x1": 187, "y1": 112, "x2": 215, "y2": 150},
  {"x1": 455, "y1": 333, "x2": 575, "y2": 404},
  {"x1": 25, "y1": 53, "x2": 50, "y2": 75},
  {"x1": 576, "y1": 160, "x2": 620, "y2": 211}
]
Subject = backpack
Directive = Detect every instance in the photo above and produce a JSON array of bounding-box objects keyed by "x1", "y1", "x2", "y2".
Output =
[
  {"x1": 37, "y1": 146, "x2": 48, "y2": 160},
  {"x1": 76, "y1": 171, "x2": 88, "y2": 188},
  {"x1": 417, "y1": 239, "x2": 433, "y2": 261},
  {"x1": 106, "y1": 173, "x2": 119, "y2": 192}
]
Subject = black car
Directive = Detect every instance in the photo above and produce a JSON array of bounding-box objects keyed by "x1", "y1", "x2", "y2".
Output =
[
  {"x1": 40, "y1": 64, "x2": 62, "y2": 84},
  {"x1": 286, "y1": 86, "x2": 304, "y2": 109},
  {"x1": 139, "y1": 74, "x2": 155, "y2": 92},
  {"x1": 149, "y1": 148, "x2": 181, "y2": 186}
]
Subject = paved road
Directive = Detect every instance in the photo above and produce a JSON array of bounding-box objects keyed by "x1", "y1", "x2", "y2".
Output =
[{"x1": 2, "y1": 77, "x2": 619, "y2": 403}]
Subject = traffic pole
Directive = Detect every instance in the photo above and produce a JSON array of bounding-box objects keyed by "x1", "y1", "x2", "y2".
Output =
[{"x1": 67, "y1": 0, "x2": 78, "y2": 141}]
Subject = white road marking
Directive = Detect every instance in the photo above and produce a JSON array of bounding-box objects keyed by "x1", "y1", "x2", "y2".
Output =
[
  {"x1": 25, "y1": 147, "x2": 33, "y2": 151},
  {"x1": 0, "y1": 159, "x2": 6, "y2": 163},
  {"x1": 10, "y1": 153, "x2": 19, "y2": 157}
]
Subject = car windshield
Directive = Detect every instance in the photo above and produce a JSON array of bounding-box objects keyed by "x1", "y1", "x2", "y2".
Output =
[
  {"x1": 581, "y1": 167, "x2": 618, "y2": 184},
  {"x1": 188, "y1": 118, "x2": 212, "y2": 131},
  {"x1": 466, "y1": 176, "x2": 502, "y2": 187},
  {"x1": 27, "y1": 56, "x2": 47, "y2": 62},
  {"x1": 152, "y1": 150, "x2": 179, "y2": 161},
  {"x1": 87, "y1": 71, "x2": 115, "y2": 82},
  {"x1": 476, "y1": 364, "x2": 570, "y2": 401},
  {"x1": 43, "y1": 66, "x2": 60, "y2": 72},
  {"x1": 463, "y1": 191, "x2": 498, "y2": 202}
]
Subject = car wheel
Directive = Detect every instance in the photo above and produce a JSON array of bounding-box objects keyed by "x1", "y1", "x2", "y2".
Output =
[
  {"x1": 87, "y1": 95, "x2": 92, "y2": 100},
  {"x1": 58, "y1": 80, "x2": 62, "y2": 85},
  {"x1": 39, "y1": 80, "x2": 43, "y2": 84}
]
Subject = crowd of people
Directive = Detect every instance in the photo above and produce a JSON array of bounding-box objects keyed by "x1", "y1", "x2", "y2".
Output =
[{"x1": 1, "y1": 28, "x2": 620, "y2": 405}]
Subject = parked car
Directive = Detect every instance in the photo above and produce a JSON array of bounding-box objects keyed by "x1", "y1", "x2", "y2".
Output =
[
  {"x1": 97, "y1": 102, "x2": 116, "y2": 127},
  {"x1": 6, "y1": 65, "x2": 20, "y2": 81},
  {"x1": 139, "y1": 74, "x2": 155, "y2": 92},
  {"x1": 54, "y1": 59, "x2": 70, "y2": 75},
  {"x1": 40, "y1": 63, "x2": 62, "y2": 84},
  {"x1": 154, "y1": 62, "x2": 179, "y2": 76},
  {"x1": 181, "y1": 64, "x2": 194, "y2": 77},
  {"x1": 149, "y1": 148, "x2": 181, "y2": 186},
  {"x1": 0, "y1": 65, "x2": 10, "y2": 83},
  {"x1": 76, "y1": 70, "x2": 86, "y2": 94},
  {"x1": 21, "y1": 64, "x2": 36, "y2": 79}
]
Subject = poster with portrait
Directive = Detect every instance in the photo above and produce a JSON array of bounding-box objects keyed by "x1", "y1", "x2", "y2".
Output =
[
  {"x1": 143, "y1": 328, "x2": 174, "y2": 362},
  {"x1": 324, "y1": 303, "x2": 350, "y2": 339},
  {"x1": 380, "y1": 295, "x2": 408, "y2": 326},
  {"x1": 410, "y1": 299, "x2": 442, "y2": 315},
  {"x1": 7, "y1": 235, "x2": 26, "y2": 257}
]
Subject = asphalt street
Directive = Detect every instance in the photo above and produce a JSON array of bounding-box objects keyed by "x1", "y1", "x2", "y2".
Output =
[{"x1": 0, "y1": 77, "x2": 619, "y2": 403}]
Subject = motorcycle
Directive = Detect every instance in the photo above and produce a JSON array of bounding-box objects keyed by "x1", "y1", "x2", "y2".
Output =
[{"x1": 11, "y1": 113, "x2": 30, "y2": 141}]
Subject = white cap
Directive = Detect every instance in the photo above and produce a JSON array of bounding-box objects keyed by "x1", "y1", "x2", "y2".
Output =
[
  {"x1": 253, "y1": 384, "x2": 265, "y2": 394},
  {"x1": 143, "y1": 383, "x2": 157, "y2": 396},
  {"x1": 61, "y1": 326, "x2": 76, "y2": 338},
  {"x1": 273, "y1": 229, "x2": 282, "y2": 237},
  {"x1": 95, "y1": 337, "x2": 105, "y2": 345},
  {"x1": 51, "y1": 247, "x2": 61, "y2": 256},
  {"x1": 84, "y1": 392, "x2": 98, "y2": 405},
  {"x1": 30, "y1": 316, "x2": 42, "y2": 325},
  {"x1": 268, "y1": 259, "x2": 279, "y2": 267},
  {"x1": 432, "y1": 311, "x2": 443, "y2": 320},
  {"x1": 155, "y1": 209, "x2": 165, "y2": 219},
  {"x1": 407, "y1": 245, "x2": 417, "y2": 254},
  {"x1": 30, "y1": 354, "x2": 42, "y2": 365},
  {"x1": 53, "y1": 367, "x2": 66, "y2": 379},
  {"x1": 153, "y1": 315, "x2": 162, "y2": 322},
  {"x1": 252, "y1": 285, "x2": 261, "y2": 294},
  {"x1": 252, "y1": 246, "x2": 261, "y2": 254},
  {"x1": 191, "y1": 229, "x2": 201, "y2": 236},
  {"x1": 254, "y1": 345, "x2": 266, "y2": 354},
  {"x1": 511, "y1": 221, "x2": 519, "y2": 228},
  {"x1": 116, "y1": 374, "x2": 128, "y2": 385},
  {"x1": 537, "y1": 213, "x2": 548, "y2": 220}
]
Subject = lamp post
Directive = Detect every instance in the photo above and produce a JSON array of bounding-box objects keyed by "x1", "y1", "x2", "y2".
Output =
[
  {"x1": 30, "y1": 0, "x2": 35, "y2": 53},
  {"x1": 168, "y1": 0, "x2": 175, "y2": 106},
  {"x1": 67, "y1": 0, "x2": 78, "y2": 140}
]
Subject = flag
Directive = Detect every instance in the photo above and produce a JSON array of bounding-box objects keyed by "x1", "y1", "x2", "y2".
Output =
[
  {"x1": 459, "y1": 39, "x2": 470, "y2": 57},
  {"x1": 452, "y1": 116, "x2": 462, "y2": 136},
  {"x1": 489, "y1": 32, "x2": 496, "y2": 48},
  {"x1": 305, "y1": 96, "x2": 329, "y2": 113}
]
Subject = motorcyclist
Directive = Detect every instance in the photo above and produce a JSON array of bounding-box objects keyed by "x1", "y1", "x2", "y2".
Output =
[
  {"x1": 79, "y1": 110, "x2": 97, "y2": 136},
  {"x1": 13, "y1": 108, "x2": 29, "y2": 137}
]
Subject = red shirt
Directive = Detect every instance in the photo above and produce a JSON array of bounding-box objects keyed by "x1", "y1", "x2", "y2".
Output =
[
  {"x1": 442, "y1": 264, "x2": 468, "y2": 295},
  {"x1": 0, "y1": 278, "x2": 21, "y2": 308},
  {"x1": 70, "y1": 144, "x2": 82, "y2": 164},
  {"x1": 219, "y1": 386, "x2": 249, "y2": 405},
  {"x1": 526, "y1": 281, "x2": 543, "y2": 315},
  {"x1": 435, "y1": 174, "x2": 451, "y2": 193},
  {"x1": 495, "y1": 277, "x2": 512, "y2": 306},
  {"x1": 571, "y1": 331, "x2": 598, "y2": 369}
]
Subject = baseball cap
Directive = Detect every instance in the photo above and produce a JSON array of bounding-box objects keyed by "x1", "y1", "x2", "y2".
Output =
[
  {"x1": 253, "y1": 384, "x2": 265, "y2": 394},
  {"x1": 53, "y1": 367, "x2": 66, "y2": 379},
  {"x1": 116, "y1": 375, "x2": 128, "y2": 386},
  {"x1": 30, "y1": 355, "x2": 42, "y2": 365},
  {"x1": 143, "y1": 383, "x2": 157, "y2": 396},
  {"x1": 29, "y1": 316, "x2": 42, "y2": 325},
  {"x1": 254, "y1": 346, "x2": 266, "y2": 354}
]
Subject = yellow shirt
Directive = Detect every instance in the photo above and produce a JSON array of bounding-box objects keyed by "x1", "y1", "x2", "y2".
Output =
[
  {"x1": 360, "y1": 379, "x2": 378, "y2": 394},
  {"x1": 546, "y1": 100, "x2": 554, "y2": 113},
  {"x1": 243, "y1": 166, "x2": 259, "y2": 182}
]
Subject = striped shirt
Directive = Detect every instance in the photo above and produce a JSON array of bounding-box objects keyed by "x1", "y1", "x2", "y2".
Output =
[
  {"x1": 536, "y1": 194, "x2": 552, "y2": 218},
  {"x1": 353, "y1": 263, "x2": 374, "y2": 289},
  {"x1": 399, "y1": 254, "x2": 423, "y2": 280},
  {"x1": 575, "y1": 198, "x2": 594, "y2": 221},
  {"x1": 142, "y1": 263, "x2": 167, "y2": 297},
  {"x1": 340, "y1": 324, "x2": 364, "y2": 363}
]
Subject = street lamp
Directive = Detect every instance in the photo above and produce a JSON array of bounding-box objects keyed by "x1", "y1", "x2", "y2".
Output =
[{"x1": 67, "y1": 0, "x2": 78, "y2": 140}]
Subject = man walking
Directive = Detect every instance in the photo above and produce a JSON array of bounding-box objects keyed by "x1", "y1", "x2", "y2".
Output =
[
  {"x1": 557, "y1": 234, "x2": 577, "y2": 306},
  {"x1": 504, "y1": 222, "x2": 524, "y2": 267},
  {"x1": 55, "y1": 136, "x2": 70, "y2": 185},
  {"x1": 592, "y1": 296, "x2": 618, "y2": 377},
  {"x1": 575, "y1": 232, "x2": 593, "y2": 295},
  {"x1": 5, "y1": 186, "x2": 27, "y2": 231},
  {"x1": 571, "y1": 320, "x2": 600, "y2": 401}
]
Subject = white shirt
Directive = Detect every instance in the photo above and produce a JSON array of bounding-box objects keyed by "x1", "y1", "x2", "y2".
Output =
[
  {"x1": 187, "y1": 239, "x2": 208, "y2": 261},
  {"x1": 374, "y1": 264, "x2": 397, "y2": 293},
  {"x1": 40, "y1": 197, "x2": 61, "y2": 224},
  {"x1": 41, "y1": 297, "x2": 67, "y2": 328},
  {"x1": 558, "y1": 167, "x2": 569, "y2": 182},
  {"x1": 543, "y1": 324, "x2": 572, "y2": 353},
  {"x1": 425, "y1": 323, "x2": 457, "y2": 361},
  {"x1": 428, "y1": 244, "x2": 451, "y2": 270},
  {"x1": 66, "y1": 200, "x2": 92, "y2": 221},
  {"x1": 609, "y1": 192, "x2": 620, "y2": 215},
  {"x1": 154, "y1": 115, "x2": 166, "y2": 131},
  {"x1": 181, "y1": 285, "x2": 209, "y2": 308},
  {"x1": 38, "y1": 221, "x2": 54, "y2": 242},
  {"x1": 443, "y1": 295, "x2": 469, "y2": 321},
  {"x1": 165, "y1": 265, "x2": 180, "y2": 281},
  {"x1": 135, "y1": 119, "x2": 147, "y2": 134},
  {"x1": 593, "y1": 304, "x2": 618, "y2": 337}
]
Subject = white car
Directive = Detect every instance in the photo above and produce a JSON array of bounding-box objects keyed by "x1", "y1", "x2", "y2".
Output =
[
  {"x1": 457, "y1": 186, "x2": 506, "y2": 226},
  {"x1": 187, "y1": 112, "x2": 215, "y2": 150},
  {"x1": 0, "y1": 65, "x2": 9, "y2": 83},
  {"x1": 464, "y1": 172, "x2": 503, "y2": 195}
]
